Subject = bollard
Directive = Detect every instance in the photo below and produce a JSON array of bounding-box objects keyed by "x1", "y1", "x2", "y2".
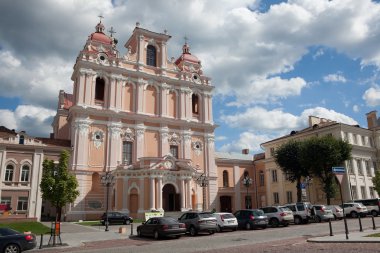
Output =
[
  {"x1": 371, "y1": 215, "x2": 377, "y2": 230},
  {"x1": 343, "y1": 216, "x2": 349, "y2": 240},
  {"x1": 328, "y1": 218, "x2": 333, "y2": 236},
  {"x1": 130, "y1": 223, "x2": 134, "y2": 236},
  {"x1": 39, "y1": 234, "x2": 43, "y2": 249},
  {"x1": 358, "y1": 214, "x2": 363, "y2": 232}
]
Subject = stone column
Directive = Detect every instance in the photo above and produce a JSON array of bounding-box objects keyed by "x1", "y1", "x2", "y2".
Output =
[
  {"x1": 159, "y1": 127, "x2": 169, "y2": 157},
  {"x1": 72, "y1": 118, "x2": 91, "y2": 170},
  {"x1": 160, "y1": 83, "x2": 170, "y2": 117},
  {"x1": 0, "y1": 147, "x2": 5, "y2": 198},
  {"x1": 182, "y1": 130, "x2": 192, "y2": 160},
  {"x1": 122, "y1": 177, "x2": 129, "y2": 213},
  {"x1": 157, "y1": 176, "x2": 163, "y2": 211},
  {"x1": 180, "y1": 177, "x2": 186, "y2": 211},
  {"x1": 205, "y1": 134, "x2": 217, "y2": 210},
  {"x1": 160, "y1": 41, "x2": 167, "y2": 69},
  {"x1": 136, "y1": 79, "x2": 145, "y2": 113},
  {"x1": 135, "y1": 124, "x2": 145, "y2": 160},
  {"x1": 138, "y1": 177, "x2": 145, "y2": 213},
  {"x1": 106, "y1": 122, "x2": 122, "y2": 171},
  {"x1": 186, "y1": 178, "x2": 192, "y2": 210},
  {"x1": 138, "y1": 35, "x2": 145, "y2": 65},
  {"x1": 149, "y1": 177, "x2": 156, "y2": 210}
]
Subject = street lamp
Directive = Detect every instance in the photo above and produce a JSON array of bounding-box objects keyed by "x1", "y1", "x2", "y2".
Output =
[
  {"x1": 242, "y1": 176, "x2": 253, "y2": 209},
  {"x1": 101, "y1": 172, "x2": 115, "y2": 232},
  {"x1": 195, "y1": 173, "x2": 209, "y2": 211}
]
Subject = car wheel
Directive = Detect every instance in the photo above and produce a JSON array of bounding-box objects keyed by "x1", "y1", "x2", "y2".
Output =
[
  {"x1": 351, "y1": 211, "x2": 358, "y2": 218},
  {"x1": 245, "y1": 222, "x2": 252, "y2": 230},
  {"x1": 209, "y1": 230, "x2": 215, "y2": 235},
  {"x1": 315, "y1": 216, "x2": 321, "y2": 223},
  {"x1": 124, "y1": 219, "x2": 131, "y2": 225},
  {"x1": 216, "y1": 225, "x2": 222, "y2": 233},
  {"x1": 333, "y1": 214, "x2": 337, "y2": 220},
  {"x1": 283, "y1": 222, "x2": 289, "y2": 227},
  {"x1": 154, "y1": 230, "x2": 160, "y2": 240},
  {"x1": 4, "y1": 243, "x2": 20, "y2": 253},
  {"x1": 294, "y1": 216, "x2": 302, "y2": 225},
  {"x1": 371, "y1": 210, "x2": 378, "y2": 217},
  {"x1": 189, "y1": 226, "x2": 197, "y2": 236},
  {"x1": 270, "y1": 218, "x2": 279, "y2": 228},
  {"x1": 137, "y1": 229, "x2": 142, "y2": 237}
]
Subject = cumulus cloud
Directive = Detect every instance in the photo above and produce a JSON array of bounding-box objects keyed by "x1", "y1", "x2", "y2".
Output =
[
  {"x1": 0, "y1": 105, "x2": 56, "y2": 137},
  {"x1": 353, "y1": 105, "x2": 360, "y2": 112},
  {"x1": 323, "y1": 73, "x2": 347, "y2": 83},
  {"x1": 363, "y1": 86, "x2": 380, "y2": 106},
  {"x1": 218, "y1": 132, "x2": 272, "y2": 153}
]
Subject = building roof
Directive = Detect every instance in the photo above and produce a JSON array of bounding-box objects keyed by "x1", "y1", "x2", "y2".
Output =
[
  {"x1": 215, "y1": 152, "x2": 253, "y2": 161},
  {"x1": 36, "y1": 138, "x2": 71, "y2": 147}
]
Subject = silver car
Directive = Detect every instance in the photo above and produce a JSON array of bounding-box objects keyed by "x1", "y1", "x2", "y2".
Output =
[
  {"x1": 311, "y1": 205, "x2": 334, "y2": 222},
  {"x1": 326, "y1": 205, "x2": 344, "y2": 220},
  {"x1": 260, "y1": 206, "x2": 294, "y2": 227},
  {"x1": 213, "y1": 212, "x2": 238, "y2": 232}
]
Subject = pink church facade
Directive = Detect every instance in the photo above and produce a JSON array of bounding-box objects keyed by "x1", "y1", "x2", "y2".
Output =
[{"x1": 52, "y1": 21, "x2": 261, "y2": 221}]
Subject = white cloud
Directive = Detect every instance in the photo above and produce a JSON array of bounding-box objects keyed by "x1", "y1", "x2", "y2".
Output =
[
  {"x1": 0, "y1": 51, "x2": 21, "y2": 68},
  {"x1": 218, "y1": 132, "x2": 272, "y2": 153},
  {"x1": 0, "y1": 105, "x2": 56, "y2": 137},
  {"x1": 353, "y1": 105, "x2": 360, "y2": 112},
  {"x1": 215, "y1": 136, "x2": 227, "y2": 141},
  {"x1": 363, "y1": 86, "x2": 380, "y2": 106},
  {"x1": 323, "y1": 73, "x2": 347, "y2": 83}
]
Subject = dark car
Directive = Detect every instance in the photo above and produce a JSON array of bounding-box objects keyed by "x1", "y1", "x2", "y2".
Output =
[
  {"x1": 234, "y1": 209, "x2": 268, "y2": 230},
  {"x1": 137, "y1": 217, "x2": 186, "y2": 239},
  {"x1": 0, "y1": 228, "x2": 37, "y2": 253},
  {"x1": 100, "y1": 212, "x2": 133, "y2": 225},
  {"x1": 178, "y1": 211, "x2": 217, "y2": 236}
]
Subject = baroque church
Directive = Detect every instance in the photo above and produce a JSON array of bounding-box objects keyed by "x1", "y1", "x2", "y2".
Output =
[{"x1": 51, "y1": 20, "x2": 263, "y2": 221}]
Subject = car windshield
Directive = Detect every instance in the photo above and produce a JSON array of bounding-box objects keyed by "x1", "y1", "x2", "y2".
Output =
[
  {"x1": 279, "y1": 207, "x2": 291, "y2": 212},
  {"x1": 199, "y1": 212, "x2": 214, "y2": 218},
  {"x1": 221, "y1": 213, "x2": 235, "y2": 219},
  {"x1": 253, "y1": 210, "x2": 264, "y2": 216},
  {"x1": 0, "y1": 228, "x2": 19, "y2": 236}
]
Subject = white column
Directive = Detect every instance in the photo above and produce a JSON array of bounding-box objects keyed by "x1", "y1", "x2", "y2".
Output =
[
  {"x1": 72, "y1": 118, "x2": 91, "y2": 170},
  {"x1": 122, "y1": 177, "x2": 129, "y2": 213},
  {"x1": 186, "y1": 178, "x2": 191, "y2": 210},
  {"x1": 28, "y1": 150, "x2": 43, "y2": 220},
  {"x1": 234, "y1": 165, "x2": 241, "y2": 211},
  {"x1": 182, "y1": 131, "x2": 192, "y2": 160},
  {"x1": 136, "y1": 79, "x2": 145, "y2": 113},
  {"x1": 0, "y1": 147, "x2": 6, "y2": 198},
  {"x1": 208, "y1": 95, "x2": 214, "y2": 123},
  {"x1": 138, "y1": 35, "x2": 144, "y2": 65},
  {"x1": 160, "y1": 127, "x2": 169, "y2": 157},
  {"x1": 160, "y1": 84, "x2": 169, "y2": 117},
  {"x1": 136, "y1": 125, "x2": 145, "y2": 160},
  {"x1": 157, "y1": 176, "x2": 163, "y2": 211},
  {"x1": 161, "y1": 41, "x2": 167, "y2": 69},
  {"x1": 138, "y1": 177, "x2": 145, "y2": 213},
  {"x1": 180, "y1": 177, "x2": 186, "y2": 211},
  {"x1": 149, "y1": 177, "x2": 156, "y2": 210},
  {"x1": 106, "y1": 122, "x2": 122, "y2": 171}
]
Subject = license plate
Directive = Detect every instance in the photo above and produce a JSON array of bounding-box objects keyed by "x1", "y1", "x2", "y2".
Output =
[
  {"x1": 258, "y1": 221, "x2": 266, "y2": 224},
  {"x1": 228, "y1": 221, "x2": 234, "y2": 224}
]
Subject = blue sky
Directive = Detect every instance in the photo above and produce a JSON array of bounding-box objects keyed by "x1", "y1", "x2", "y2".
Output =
[{"x1": 0, "y1": 0, "x2": 379, "y2": 154}]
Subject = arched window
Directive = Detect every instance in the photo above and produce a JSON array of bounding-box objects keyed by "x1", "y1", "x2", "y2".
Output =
[
  {"x1": 122, "y1": 141, "x2": 133, "y2": 165},
  {"x1": 192, "y1": 94, "x2": 199, "y2": 114},
  {"x1": 259, "y1": 170, "x2": 264, "y2": 186},
  {"x1": 95, "y1": 77, "x2": 105, "y2": 101},
  {"x1": 146, "y1": 45, "x2": 157, "y2": 67},
  {"x1": 170, "y1": 145, "x2": 178, "y2": 159},
  {"x1": 21, "y1": 165, "x2": 30, "y2": 182},
  {"x1": 5, "y1": 165, "x2": 14, "y2": 182},
  {"x1": 19, "y1": 135, "x2": 25, "y2": 144},
  {"x1": 223, "y1": 170, "x2": 229, "y2": 187}
]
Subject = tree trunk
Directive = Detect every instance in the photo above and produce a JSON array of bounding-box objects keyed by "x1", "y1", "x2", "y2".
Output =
[
  {"x1": 56, "y1": 205, "x2": 62, "y2": 222},
  {"x1": 296, "y1": 179, "x2": 302, "y2": 202}
]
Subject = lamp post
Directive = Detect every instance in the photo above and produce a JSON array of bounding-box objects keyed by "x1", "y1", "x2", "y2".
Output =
[
  {"x1": 101, "y1": 172, "x2": 115, "y2": 232},
  {"x1": 196, "y1": 173, "x2": 209, "y2": 211},
  {"x1": 304, "y1": 176, "x2": 312, "y2": 202},
  {"x1": 242, "y1": 176, "x2": 253, "y2": 209}
]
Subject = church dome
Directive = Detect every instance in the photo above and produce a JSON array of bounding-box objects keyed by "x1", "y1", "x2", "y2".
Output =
[{"x1": 89, "y1": 21, "x2": 112, "y2": 45}]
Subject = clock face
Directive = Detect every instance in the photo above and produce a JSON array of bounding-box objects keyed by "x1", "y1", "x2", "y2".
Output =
[
  {"x1": 164, "y1": 160, "x2": 173, "y2": 169},
  {"x1": 192, "y1": 73, "x2": 201, "y2": 84}
]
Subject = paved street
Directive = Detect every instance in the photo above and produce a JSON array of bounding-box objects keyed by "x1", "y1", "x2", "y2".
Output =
[{"x1": 33, "y1": 216, "x2": 380, "y2": 253}]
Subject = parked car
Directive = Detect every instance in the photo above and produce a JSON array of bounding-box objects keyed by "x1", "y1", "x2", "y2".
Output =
[
  {"x1": 178, "y1": 211, "x2": 217, "y2": 236},
  {"x1": 311, "y1": 205, "x2": 334, "y2": 222},
  {"x1": 213, "y1": 212, "x2": 238, "y2": 232},
  {"x1": 341, "y1": 202, "x2": 368, "y2": 218},
  {"x1": 353, "y1": 198, "x2": 380, "y2": 217},
  {"x1": 234, "y1": 209, "x2": 268, "y2": 230},
  {"x1": 260, "y1": 206, "x2": 294, "y2": 227},
  {"x1": 100, "y1": 212, "x2": 133, "y2": 225},
  {"x1": 0, "y1": 228, "x2": 37, "y2": 253},
  {"x1": 284, "y1": 202, "x2": 312, "y2": 225},
  {"x1": 325, "y1": 205, "x2": 344, "y2": 220},
  {"x1": 137, "y1": 217, "x2": 186, "y2": 239}
]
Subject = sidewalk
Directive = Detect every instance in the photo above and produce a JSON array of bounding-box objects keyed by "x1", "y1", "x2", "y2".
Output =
[{"x1": 308, "y1": 230, "x2": 380, "y2": 243}]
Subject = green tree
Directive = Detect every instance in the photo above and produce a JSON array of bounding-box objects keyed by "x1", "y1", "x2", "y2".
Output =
[
  {"x1": 301, "y1": 135, "x2": 351, "y2": 204},
  {"x1": 40, "y1": 150, "x2": 79, "y2": 222},
  {"x1": 274, "y1": 140, "x2": 310, "y2": 202},
  {"x1": 372, "y1": 169, "x2": 380, "y2": 195}
]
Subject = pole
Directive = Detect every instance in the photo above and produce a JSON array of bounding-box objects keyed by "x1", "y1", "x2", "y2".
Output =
[
  {"x1": 105, "y1": 181, "x2": 110, "y2": 232},
  {"x1": 246, "y1": 185, "x2": 249, "y2": 209},
  {"x1": 202, "y1": 186, "x2": 206, "y2": 211},
  {"x1": 339, "y1": 182, "x2": 349, "y2": 239}
]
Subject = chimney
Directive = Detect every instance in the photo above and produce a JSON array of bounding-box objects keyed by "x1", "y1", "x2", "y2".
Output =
[
  {"x1": 366, "y1": 111, "x2": 378, "y2": 129},
  {"x1": 242, "y1": 149, "x2": 249, "y2": 155}
]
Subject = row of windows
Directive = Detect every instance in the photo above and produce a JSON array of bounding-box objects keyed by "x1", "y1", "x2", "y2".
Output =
[
  {"x1": 4, "y1": 164, "x2": 30, "y2": 182},
  {"x1": 351, "y1": 186, "x2": 376, "y2": 199},
  {"x1": 94, "y1": 77, "x2": 201, "y2": 115},
  {"x1": 343, "y1": 132, "x2": 374, "y2": 147},
  {"x1": 273, "y1": 191, "x2": 293, "y2": 204},
  {"x1": 122, "y1": 141, "x2": 179, "y2": 164},
  {"x1": 221, "y1": 170, "x2": 265, "y2": 188},
  {"x1": 0, "y1": 197, "x2": 28, "y2": 211},
  {"x1": 347, "y1": 159, "x2": 376, "y2": 176}
]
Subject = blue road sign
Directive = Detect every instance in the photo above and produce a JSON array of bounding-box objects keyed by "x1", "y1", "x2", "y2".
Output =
[{"x1": 332, "y1": 167, "x2": 345, "y2": 173}]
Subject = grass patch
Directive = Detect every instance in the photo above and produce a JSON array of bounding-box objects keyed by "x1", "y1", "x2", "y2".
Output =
[
  {"x1": 0, "y1": 222, "x2": 50, "y2": 235},
  {"x1": 366, "y1": 233, "x2": 380, "y2": 237},
  {"x1": 75, "y1": 219, "x2": 145, "y2": 226}
]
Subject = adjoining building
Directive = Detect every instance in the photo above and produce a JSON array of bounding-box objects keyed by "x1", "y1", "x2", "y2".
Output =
[
  {"x1": 261, "y1": 112, "x2": 380, "y2": 206},
  {"x1": 0, "y1": 126, "x2": 70, "y2": 221}
]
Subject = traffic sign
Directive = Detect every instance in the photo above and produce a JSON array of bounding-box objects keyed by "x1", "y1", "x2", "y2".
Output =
[{"x1": 332, "y1": 167, "x2": 345, "y2": 174}]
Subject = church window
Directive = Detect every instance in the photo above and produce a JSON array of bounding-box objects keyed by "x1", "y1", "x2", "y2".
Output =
[
  {"x1": 192, "y1": 94, "x2": 199, "y2": 114},
  {"x1": 19, "y1": 135, "x2": 24, "y2": 144},
  {"x1": 95, "y1": 77, "x2": 105, "y2": 101},
  {"x1": 223, "y1": 170, "x2": 229, "y2": 187},
  {"x1": 122, "y1": 141, "x2": 133, "y2": 165},
  {"x1": 5, "y1": 165, "x2": 14, "y2": 182},
  {"x1": 146, "y1": 45, "x2": 157, "y2": 67},
  {"x1": 170, "y1": 145, "x2": 178, "y2": 159}
]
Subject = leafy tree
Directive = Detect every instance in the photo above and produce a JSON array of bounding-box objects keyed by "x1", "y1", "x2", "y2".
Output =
[
  {"x1": 274, "y1": 140, "x2": 310, "y2": 202},
  {"x1": 372, "y1": 169, "x2": 380, "y2": 195},
  {"x1": 300, "y1": 135, "x2": 351, "y2": 205},
  {"x1": 40, "y1": 150, "x2": 79, "y2": 222}
]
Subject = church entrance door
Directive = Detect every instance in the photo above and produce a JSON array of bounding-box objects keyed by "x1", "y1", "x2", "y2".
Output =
[{"x1": 162, "y1": 184, "x2": 180, "y2": 211}]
